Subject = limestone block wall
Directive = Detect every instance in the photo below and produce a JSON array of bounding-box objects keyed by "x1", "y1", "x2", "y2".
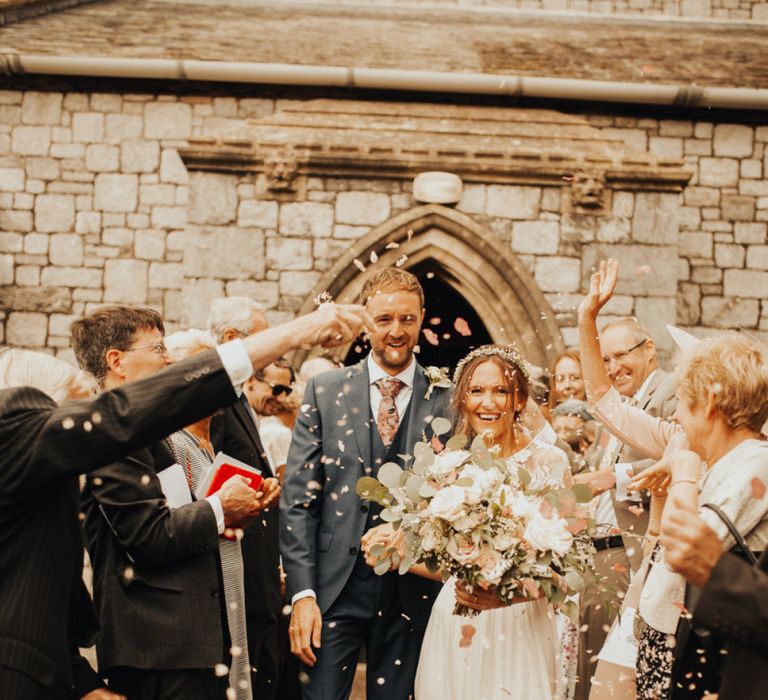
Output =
[
  {"x1": 1, "y1": 88, "x2": 766, "y2": 362},
  {"x1": 293, "y1": 0, "x2": 768, "y2": 22}
]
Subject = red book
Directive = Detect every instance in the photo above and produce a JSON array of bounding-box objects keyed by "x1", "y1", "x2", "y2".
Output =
[{"x1": 196, "y1": 451, "x2": 263, "y2": 499}]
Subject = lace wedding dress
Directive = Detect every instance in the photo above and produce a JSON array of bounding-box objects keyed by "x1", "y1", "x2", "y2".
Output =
[{"x1": 414, "y1": 439, "x2": 570, "y2": 700}]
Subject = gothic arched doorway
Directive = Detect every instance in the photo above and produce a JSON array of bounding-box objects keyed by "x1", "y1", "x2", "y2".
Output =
[{"x1": 293, "y1": 204, "x2": 563, "y2": 372}]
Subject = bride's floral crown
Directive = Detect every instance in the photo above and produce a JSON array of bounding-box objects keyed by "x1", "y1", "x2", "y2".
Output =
[{"x1": 453, "y1": 345, "x2": 531, "y2": 385}]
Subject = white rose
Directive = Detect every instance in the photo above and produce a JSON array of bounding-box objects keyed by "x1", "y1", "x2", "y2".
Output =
[
  {"x1": 428, "y1": 449, "x2": 470, "y2": 476},
  {"x1": 453, "y1": 510, "x2": 484, "y2": 533},
  {"x1": 511, "y1": 492, "x2": 535, "y2": 519},
  {"x1": 427, "y1": 485, "x2": 466, "y2": 522},
  {"x1": 460, "y1": 464, "x2": 502, "y2": 504},
  {"x1": 446, "y1": 534, "x2": 480, "y2": 564},
  {"x1": 493, "y1": 530, "x2": 519, "y2": 551},
  {"x1": 523, "y1": 514, "x2": 574, "y2": 556},
  {"x1": 420, "y1": 522, "x2": 443, "y2": 552}
]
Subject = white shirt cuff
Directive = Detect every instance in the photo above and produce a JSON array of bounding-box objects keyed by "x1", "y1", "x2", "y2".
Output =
[
  {"x1": 215, "y1": 339, "x2": 253, "y2": 387},
  {"x1": 614, "y1": 462, "x2": 636, "y2": 502},
  {"x1": 291, "y1": 589, "x2": 317, "y2": 605},
  {"x1": 205, "y1": 494, "x2": 225, "y2": 534}
]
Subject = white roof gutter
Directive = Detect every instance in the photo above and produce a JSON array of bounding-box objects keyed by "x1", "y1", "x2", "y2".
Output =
[{"x1": 2, "y1": 54, "x2": 767, "y2": 110}]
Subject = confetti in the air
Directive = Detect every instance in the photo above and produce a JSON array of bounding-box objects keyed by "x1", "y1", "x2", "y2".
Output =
[
  {"x1": 459, "y1": 624, "x2": 476, "y2": 648},
  {"x1": 370, "y1": 250, "x2": 378, "y2": 263},
  {"x1": 353, "y1": 259, "x2": 366, "y2": 272},
  {"x1": 423, "y1": 329, "x2": 439, "y2": 346},
  {"x1": 454, "y1": 317, "x2": 472, "y2": 336},
  {"x1": 395, "y1": 254, "x2": 408, "y2": 267}
]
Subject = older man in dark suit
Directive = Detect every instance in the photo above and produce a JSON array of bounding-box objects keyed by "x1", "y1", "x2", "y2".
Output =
[
  {"x1": 208, "y1": 297, "x2": 284, "y2": 700},
  {"x1": 0, "y1": 302, "x2": 369, "y2": 700}
]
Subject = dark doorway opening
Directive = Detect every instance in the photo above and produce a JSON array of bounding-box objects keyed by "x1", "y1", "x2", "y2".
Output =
[{"x1": 344, "y1": 261, "x2": 493, "y2": 373}]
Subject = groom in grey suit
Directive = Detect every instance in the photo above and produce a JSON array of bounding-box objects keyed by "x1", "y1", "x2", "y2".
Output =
[{"x1": 280, "y1": 267, "x2": 451, "y2": 700}]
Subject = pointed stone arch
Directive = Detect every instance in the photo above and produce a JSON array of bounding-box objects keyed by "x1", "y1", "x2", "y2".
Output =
[{"x1": 296, "y1": 204, "x2": 564, "y2": 369}]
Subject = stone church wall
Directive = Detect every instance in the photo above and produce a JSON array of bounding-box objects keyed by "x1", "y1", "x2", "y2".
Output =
[
  {"x1": 294, "y1": 0, "x2": 768, "y2": 22},
  {"x1": 1, "y1": 88, "x2": 766, "y2": 361}
]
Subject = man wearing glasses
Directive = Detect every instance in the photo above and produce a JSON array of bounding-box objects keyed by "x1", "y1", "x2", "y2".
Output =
[{"x1": 573, "y1": 317, "x2": 677, "y2": 700}]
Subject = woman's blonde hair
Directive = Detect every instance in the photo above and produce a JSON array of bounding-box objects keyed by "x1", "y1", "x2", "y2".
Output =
[{"x1": 677, "y1": 333, "x2": 768, "y2": 433}]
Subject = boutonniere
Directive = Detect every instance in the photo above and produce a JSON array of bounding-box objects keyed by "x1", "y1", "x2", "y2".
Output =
[{"x1": 424, "y1": 366, "x2": 451, "y2": 400}]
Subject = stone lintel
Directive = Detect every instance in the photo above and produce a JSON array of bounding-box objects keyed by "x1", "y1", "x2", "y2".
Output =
[{"x1": 179, "y1": 140, "x2": 692, "y2": 193}]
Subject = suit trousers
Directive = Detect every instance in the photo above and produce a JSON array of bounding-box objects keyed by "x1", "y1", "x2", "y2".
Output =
[
  {"x1": 106, "y1": 667, "x2": 228, "y2": 700},
  {"x1": 301, "y1": 569, "x2": 424, "y2": 700},
  {"x1": 246, "y1": 612, "x2": 280, "y2": 700},
  {"x1": 574, "y1": 545, "x2": 630, "y2": 700}
]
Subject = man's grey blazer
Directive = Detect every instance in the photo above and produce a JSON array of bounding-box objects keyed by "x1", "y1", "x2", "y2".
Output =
[{"x1": 280, "y1": 359, "x2": 451, "y2": 630}]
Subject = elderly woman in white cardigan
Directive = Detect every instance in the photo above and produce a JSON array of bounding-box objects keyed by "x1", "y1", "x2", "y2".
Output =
[{"x1": 578, "y1": 259, "x2": 768, "y2": 699}]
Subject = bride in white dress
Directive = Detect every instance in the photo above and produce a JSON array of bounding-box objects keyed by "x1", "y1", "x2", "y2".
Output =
[{"x1": 366, "y1": 345, "x2": 570, "y2": 700}]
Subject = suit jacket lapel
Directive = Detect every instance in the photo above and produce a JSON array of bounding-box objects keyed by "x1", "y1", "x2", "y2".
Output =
[
  {"x1": 343, "y1": 361, "x2": 372, "y2": 472},
  {"x1": 232, "y1": 397, "x2": 274, "y2": 477},
  {"x1": 638, "y1": 369, "x2": 667, "y2": 411},
  {"x1": 403, "y1": 364, "x2": 438, "y2": 457}
]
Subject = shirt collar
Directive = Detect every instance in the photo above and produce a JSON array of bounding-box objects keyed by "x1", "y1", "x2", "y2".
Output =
[
  {"x1": 367, "y1": 353, "x2": 416, "y2": 389},
  {"x1": 633, "y1": 369, "x2": 658, "y2": 404}
]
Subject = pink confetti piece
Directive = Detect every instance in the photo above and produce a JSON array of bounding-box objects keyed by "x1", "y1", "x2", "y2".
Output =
[
  {"x1": 454, "y1": 317, "x2": 472, "y2": 336},
  {"x1": 752, "y1": 476, "x2": 766, "y2": 500},
  {"x1": 459, "y1": 624, "x2": 476, "y2": 648},
  {"x1": 423, "y1": 328, "x2": 439, "y2": 346}
]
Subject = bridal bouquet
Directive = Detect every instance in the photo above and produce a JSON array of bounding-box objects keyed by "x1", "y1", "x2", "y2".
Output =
[{"x1": 356, "y1": 419, "x2": 596, "y2": 619}]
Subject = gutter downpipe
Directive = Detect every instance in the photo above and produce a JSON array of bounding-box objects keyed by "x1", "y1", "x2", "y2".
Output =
[{"x1": 3, "y1": 54, "x2": 768, "y2": 110}]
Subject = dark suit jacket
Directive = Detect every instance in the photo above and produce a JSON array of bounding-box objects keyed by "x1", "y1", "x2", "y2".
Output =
[
  {"x1": 280, "y1": 359, "x2": 450, "y2": 631},
  {"x1": 0, "y1": 349, "x2": 238, "y2": 698},
  {"x1": 693, "y1": 547, "x2": 768, "y2": 699},
  {"x1": 210, "y1": 400, "x2": 281, "y2": 617}
]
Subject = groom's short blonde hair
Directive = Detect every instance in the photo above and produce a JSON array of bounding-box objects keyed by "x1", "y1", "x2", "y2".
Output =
[{"x1": 360, "y1": 267, "x2": 424, "y2": 308}]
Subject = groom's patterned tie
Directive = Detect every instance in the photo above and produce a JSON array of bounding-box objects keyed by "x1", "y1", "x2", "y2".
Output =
[{"x1": 375, "y1": 378, "x2": 404, "y2": 447}]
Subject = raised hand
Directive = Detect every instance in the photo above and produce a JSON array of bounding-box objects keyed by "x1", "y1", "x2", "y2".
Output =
[
  {"x1": 578, "y1": 258, "x2": 619, "y2": 320},
  {"x1": 298, "y1": 303, "x2": 374, "y2": 349}
]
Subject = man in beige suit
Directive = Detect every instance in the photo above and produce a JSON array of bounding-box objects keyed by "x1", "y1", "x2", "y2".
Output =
[{"x1": 573, "y1": 317, "x2": 676, "y2": 700}]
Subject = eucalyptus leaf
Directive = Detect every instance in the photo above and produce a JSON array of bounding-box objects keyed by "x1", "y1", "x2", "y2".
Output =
[
  {"x1": 572, "y1": 483, "x2": 594, "y2": 503},
  {"x1": 374, "y1": 560, "x2": 391, "y2": 576},
  {"x1": 419, "y1": 481, "x2": 437, "y2": 498},
  {"x1": 405, "y1": 474, "x2": 426, "y2": 502},
  {"x1": 399, "y1": 552, "x2": 415, "y2": 575},
  {"x1": 368, "y1": 543, "x2": 385, "y2": 557},
  {"x1": 517, "y1": 467, "x2": 532, "y2": 488},
  {"x1": 413, "y1": 441, "x2": 436, "y2": 462},
  {"x1": 377, "y1": 462, "x2": 403, "y2": 489},
  {"x1": 356, "y1": 476, "x2": 391, "y2": 503},
  {"x1": 380, "y1": 508, "x2": 401, "y2": 523},
  {"x1": 565, "y1": 571, "x2": 585, "y2": 593},
  {"x1": 431, "y1": 416, "x2": 452, "y2": 436},
  {"x1": 445, "y1": 433, "x2": 468, "y2": 451},
  {"x1": 453, "y1": 477, "x2": 473, "y2": 487}
]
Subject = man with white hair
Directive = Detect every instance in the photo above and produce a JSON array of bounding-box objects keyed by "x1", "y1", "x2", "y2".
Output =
[{"x1": 207, "y1": 297, "x2": 283, "y2": 700}]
